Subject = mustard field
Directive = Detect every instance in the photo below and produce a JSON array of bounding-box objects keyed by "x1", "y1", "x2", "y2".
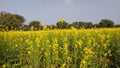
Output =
[{"x1": 0, "y1": 28, "x2": 120, "y2": 68}]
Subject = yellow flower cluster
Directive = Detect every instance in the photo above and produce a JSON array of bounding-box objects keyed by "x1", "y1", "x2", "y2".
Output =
[{"x1": 0, "y1": 28, "x2": 120, "y2": 68}]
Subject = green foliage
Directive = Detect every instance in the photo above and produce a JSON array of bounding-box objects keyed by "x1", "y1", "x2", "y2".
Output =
[
  {"x1": 70, "y1": 21, "x2": 93, "y2": 29},
  {"x1": 56, "y1": 18, "x2": 69, "y2": 29},
  {"x1": 0, "y1": 11, "x2": 119, "y2": 31},
  {"x1": 0, "y1": 11, "x2": 25, "y2": 30},
  {"x1": 29, "y1": 20, "x2": 43, "y2": 30},
  {"x1": 99, "y1": 19, "x2": 114, "y2": 28},
  {"x1": 72, "y1": 22, "x2": 81, "y2": 29},
  {"x1": 46, "y1": 25, "x2": 57, "y2": 30}
]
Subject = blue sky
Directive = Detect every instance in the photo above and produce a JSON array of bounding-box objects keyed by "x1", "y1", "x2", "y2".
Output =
[{"x1": 0, "y1": 0, "x2": 120, "y2": 25}]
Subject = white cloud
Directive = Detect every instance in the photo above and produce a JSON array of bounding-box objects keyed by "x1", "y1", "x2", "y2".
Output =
[{"x1": 64, "y1": 0, "x2": 72, "y2": 4}]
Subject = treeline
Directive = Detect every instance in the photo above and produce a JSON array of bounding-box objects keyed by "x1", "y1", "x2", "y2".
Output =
[{"x1": 0, "y1": 11, "x2": 120, "y2": 31}]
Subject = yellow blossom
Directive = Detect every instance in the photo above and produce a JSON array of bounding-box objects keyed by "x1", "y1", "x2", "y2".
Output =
[
  {"x1": 2, "y1": 64, "x2": 6, "y2": 68},
  {"x1": 103, "y1": 53, "x2": 107, "y2": 57},
  {"x1": 84, "y1": 47, "x2": 94, "y2": 55}
]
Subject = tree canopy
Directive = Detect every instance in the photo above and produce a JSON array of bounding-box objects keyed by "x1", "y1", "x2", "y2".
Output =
[
  {"x1": 29, "y1": 20, "x2": 43, "y2": 30},
  {"x1": 0, "y1": 11, "x2": 119, "y2": 31},
  {"x1": 56, "y1": 18, "x2": 69, "y2": 29},
  {"x1": 99, "y1": 19, "x2": 114, "y2": 28},
  {"x1": 0, "y1": 11, "x2": 25, "y2": 30}
]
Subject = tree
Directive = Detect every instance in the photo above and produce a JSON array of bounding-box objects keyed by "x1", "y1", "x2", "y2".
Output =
[
  {"x1": 99, "y1": 19, "x2": 114, "y2": 28},
  {"x1": 71, "y1": 21, "x2": 93, "y2": 29},
  {"x1": 22, "y1": 24, "x2": 29, "y2": 31},
  {"x1": 115, "y1": 24, "x2": 120, "y2": 28},
  {"x1": 83, "y1": 22, "x2": 93, "y2": 28},
  {"x1": 93, "y1": 24, "x2": 99, "y2": 28},
  {"x1": 46, "y1": 25, "x2": 57, "y2": 29},
  {"x1": 68, "y1": 24, "x2": 74, "y2": 28},
  {"x1": 14, "y1": 14, "x2": 25, "y2": 24},
  {"x1": 72, "y1": 22, "x2": 80, "y2": 29},
  {"x1": 29, "y1": 20, "x2": 43, "y2": 30},
  {"x1": 0, "y1": 11, "x2": 25, "y2": 30},
  {"x1": 56, "y1": 18, "x2": 68, "y2": 29}
]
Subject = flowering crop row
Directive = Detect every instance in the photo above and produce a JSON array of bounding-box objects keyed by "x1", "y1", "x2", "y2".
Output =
[{"x1": 0, "y1": 28, "x2": 120, "y2": 68}]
